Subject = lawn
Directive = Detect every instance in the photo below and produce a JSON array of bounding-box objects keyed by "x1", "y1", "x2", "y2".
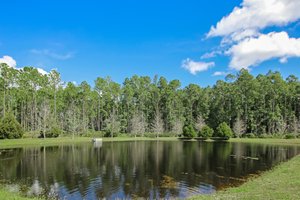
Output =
[
  {"x1": 0, "y1": 186, "x2": 39, "y2": 200},
  {"x1": 2, "y1": 136, "x2": 300, "y2": 149},
  {"x1": 0, "y1": 136, "x2": 179, "y2": 149},
  {"x1": 191, "y1": 154, "x2": 300, "y2": 200}
]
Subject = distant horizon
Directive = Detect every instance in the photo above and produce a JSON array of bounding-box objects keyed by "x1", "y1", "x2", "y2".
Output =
[{"x1": 1, "y1": 0, "x2": 300, "y2": 87}]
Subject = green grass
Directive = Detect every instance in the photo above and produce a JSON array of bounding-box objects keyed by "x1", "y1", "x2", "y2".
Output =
[
  {"x1": 229, "y1": 138, "x2": 300, "y2": 146},
  {"x1": 0, "y1": 186, "x2": 40, "y2": 200},
  {"x1": 0, "y1": 136, "x2": 180, "y2": 149},
  {"x1": 0, "y1": 137, "x2": 91, "y2": 149},
  {"x1": 1, "y1": 137, "x2": 300, "y2": 149},
  {"x1": 191, "y1": 154, "x2": 300, "y2": 200}
]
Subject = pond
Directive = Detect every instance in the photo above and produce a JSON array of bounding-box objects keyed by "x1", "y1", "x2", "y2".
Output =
[{"x1": 0, "y1": 141, "x2": 299, "y2": 199}]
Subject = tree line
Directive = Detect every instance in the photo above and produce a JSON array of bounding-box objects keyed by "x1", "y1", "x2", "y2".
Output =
[{"x1": 0, "y1": 63, "x2": 299, "y2": 138}]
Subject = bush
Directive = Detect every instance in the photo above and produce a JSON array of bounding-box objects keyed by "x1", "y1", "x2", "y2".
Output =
[
  {"x1": 258, "y1": 133, "x2": 272, "y2": 138},
  {"x1": 144, "y1": 132, "x2": 157, "y2": 138},
  {"x1": 284, "y1": 133, "x2": 296, "y2": 139},
  {"x1": 0, "y1": 113, "x2": 24, "y2": 139},
  {"x1": 160, "y1": 132, "x2": 178, "y2": 137},
  {"x1": 45, "y1": 126, "x2": 62, "y2": 138},
  {"x1": 23, "y1": 131, "x2": 40, "y2": 138},
  {"x1": 198, "y1": 125, "x2": 214, "y2": 138},
  {"x1": 80, "y1": 130, "x2": 104, "y2": 138},
  {"x1": 182, "y1": 125, "x2": 197, "y2": 138},
  {"x1": 215, "y1": 122, "x2": 233, "y2": 138},
  {"x1": 104, "y1": 130, "x2": 119, "y2": 137},
  {"x1": 243, "y1": 133, "x2": 256, "y2": 138}
]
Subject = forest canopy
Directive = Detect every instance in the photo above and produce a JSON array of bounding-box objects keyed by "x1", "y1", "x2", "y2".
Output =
[{"x1": 0, "y1": 63, "x2": 299, "y2": 138}]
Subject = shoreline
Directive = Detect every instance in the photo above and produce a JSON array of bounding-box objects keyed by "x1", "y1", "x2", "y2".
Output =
[
  {"x1": 1, "y1": 137, "x2": 300, "y2": 149},
  {"x1": 190, "y1": 154, "x2": 300, "y2": 200}
]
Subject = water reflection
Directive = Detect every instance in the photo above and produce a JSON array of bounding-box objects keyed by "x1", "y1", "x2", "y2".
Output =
[{"x1": 0, "y1": 141, "x2": 299, "y2": 199}]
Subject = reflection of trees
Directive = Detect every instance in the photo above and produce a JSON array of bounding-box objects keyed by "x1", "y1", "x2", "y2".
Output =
[{"x1": 0, "y1": 142, "x2": 299, "y2": 199}]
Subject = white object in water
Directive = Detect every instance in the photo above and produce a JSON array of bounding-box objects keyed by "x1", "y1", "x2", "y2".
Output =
[{"x1": 92, "y1": 138, "x2": 103, "y2": 142}]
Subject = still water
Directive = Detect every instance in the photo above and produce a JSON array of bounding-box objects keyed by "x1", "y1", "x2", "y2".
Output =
[{"x1": 0, "y1": 141, "x2": 299, "y2": 199}]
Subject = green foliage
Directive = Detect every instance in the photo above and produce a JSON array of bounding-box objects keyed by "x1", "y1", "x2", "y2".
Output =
[
  {"x1": 258, "y1": 133, "x2": 273, "y2": 138},
  {"x1": 243, "y1": 133, "x2": 256, "y2": 138},
  {"x1": 0, "y1": 113, "x2": 24, "y2": 139},
  {"x1": 284, "y1": 133, "x2": 296, "y2": 139},
  {"x1": 182, "y1": 125, "x2": 197, "y2": 138},
  {"x1": 104, "y1": 130, "x2": 119, "y2": 137},
  {"x1": 23, "y1": 131, "x2": 40, "y2": 138},
  {"x1": 144, "y1": 132, "x2": 158, "y2": 138},
  {"x1": 198, "y1": 125, "x2": 214, "y2": 138},
  {"x1": 0, "y1": 63, "x2": 299, "y2": 139},
  {"x1": 215, "y1": 122, "x2": 233, "y2": 138},
  {"x1": 45, "y1": 126, "x2": 62, "y2": 138},
  {"x1": 80, "y1": 130, "x2": 104, "y2": 138}
]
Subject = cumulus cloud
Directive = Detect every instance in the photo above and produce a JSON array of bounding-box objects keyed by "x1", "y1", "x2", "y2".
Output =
[
  {"x1": 30, "y1": 49, "x2": 73, "y2": 60},
  {"x1": 0, "y1": 56, "x2": 17, "y2": 68},
  {"x1": 182, "y1": 58, "x2": 215, "y2": 75},
  {"x1": 208, "y1": 0, "x2": 300, "y2": 40},
  {"x1": 204, "y1": 0, "x2": 300, "y2": 71},
  {"x1": 227, "y1": 32, "x2": 300, "y2": 70},
  {"x1": 212, "y1": 71, "x2": 228, "y2": 76},
  {"x1": 0, "y1": 55, "x2": 49, "y2": 75}
]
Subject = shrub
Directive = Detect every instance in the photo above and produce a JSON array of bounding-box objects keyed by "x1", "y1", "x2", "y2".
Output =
[
  {"x1": 104, "y1": 130, "x2": 119, "y2": 137},
  {"x1": 198, "y1": 125, "x2": 214, "y2": 138},
  {"x1": 23, "y1": 131, "x2": 40, "y2": 138},
  {"x1": 243, "y1": 133, "x2": 256, "y2": 138},
  {"x1": 80, "y1": 130, "x2": 104, "y2": 137},
  {"x1": 45, "y1": 126, "x2": 62, "y2": 138},
  {"x1": 160, "y1": 132, "x2": 177, "y2": 137},
  {"x1": 0, "y1": 113, "x2": 24, "y2": 139},
  {"x1": 182, "y1": 125, "x2": 196, "y2": 138},
  {"x1": 284, "y1": 133, "x2": 296, "y2": 139},
  {"x1": 258, "y1": 133, "x2": 272, "y2": 138},
  {"x1": 215, "y1": 122, "x2": 233, "y2": 138},
  {"x1": 144, "y1": 132, "x2": 157, "y2": 138}
]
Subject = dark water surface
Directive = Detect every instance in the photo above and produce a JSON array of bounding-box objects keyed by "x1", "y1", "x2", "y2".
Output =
[{"x1": 0, "y1": 141, "x2": 299, "y2": 199}]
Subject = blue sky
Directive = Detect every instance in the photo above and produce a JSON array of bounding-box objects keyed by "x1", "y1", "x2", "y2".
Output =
[{"x1": 1, "y1": 0, "x2": 300, "y2": 87}]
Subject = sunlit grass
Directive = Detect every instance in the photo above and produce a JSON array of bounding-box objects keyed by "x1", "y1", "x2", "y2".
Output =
[
  {"x1": 230, "y1": 138, "x2": 300, "y2": 146},
  {"x1": 191, "y1": 155, "x2": 300, "y2": 200},
  {"x1": 0, "y1": 136, "x2": 180, "y2": 149},
  {"x1": 0, "y1": 186, "x2": 40, "y2": 200},
  {"x1": 1, "y1": 137, "x2": 300, "y2": 149}
]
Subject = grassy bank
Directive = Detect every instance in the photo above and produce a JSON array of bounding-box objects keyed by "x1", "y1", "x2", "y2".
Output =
[
  {"x1": 1, "y1": 136, "x2": 300, "y2": 149},
  {"x1": 0, "y1": 136, "x2": 180, "y2": 149},
  {"x1": 191, "y1": 155, "x2": 300, "y2": 200},
  {"x1": 229, "y1": 138, "x2": 300, "y2": 146},
  {"x1": 0, "y1": 137, "x2": 91, "y2": 149},
  {"x1": 0, "y1": 187, "x2": 39, "y2": 200}
]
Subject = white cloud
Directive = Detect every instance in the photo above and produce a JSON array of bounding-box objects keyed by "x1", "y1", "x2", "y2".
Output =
[
  {"x1": 201, "y1": 50, "x2": 222, "y2": 59},
  {"x1": 182, "y1": 58, "x2": 215, "y2": 75},
  {"x1": 204, "y1": 0, "x2": 300, "y2": 71},
  {"x1": 0, "y1": 56, "x2": 17, "y2": 68},
  {"x1": 208, "y1": 0, "x2": 300, "y2": 40},
  {"x1": 30, "y1": 49, "x2": 73, "y2": 60},
  {"x1": 0, "y1": 55, "x2": 49, "y2": 75},
  {"x1": 37, "y1": 68, "x2": 48, "y2": 75},
  {"x1": 227, "y1": 31, "x2": 300, "y2": 70},
  {"x1": 212, "y1": 71, "x2": 228, "y2": 76}
]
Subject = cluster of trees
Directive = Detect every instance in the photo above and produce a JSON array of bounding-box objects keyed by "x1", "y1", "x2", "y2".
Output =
[
  {"x1": 182, "y1": 122, "x2": 233, "y2": 139},
  {"x1": 0, "y1": 63, "x2": 299, "y2": 139}
]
